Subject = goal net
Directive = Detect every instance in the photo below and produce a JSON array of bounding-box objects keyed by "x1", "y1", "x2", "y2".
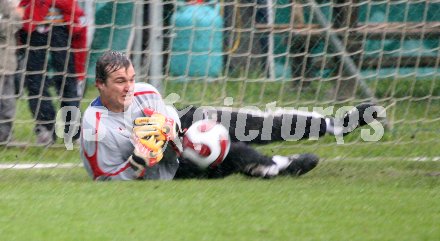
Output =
[{"x1": 1, "y1": 0, "x2": 440, "y2": 171}]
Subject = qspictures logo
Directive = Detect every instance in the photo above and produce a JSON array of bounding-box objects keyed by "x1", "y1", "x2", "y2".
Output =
[{"x1": 57, "y1": 93, "x2": 386, "y2": 150}]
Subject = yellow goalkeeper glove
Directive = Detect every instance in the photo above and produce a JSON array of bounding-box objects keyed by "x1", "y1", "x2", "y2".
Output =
[
  {"x1": 129, "y1": 113, "x2": 177, "y2": 172},
  {"x1": 130, "y1": 134, "x2": 164, "y2": 165},
  {"x1": 133, "y1": 113, "x2": 177, "y2": 142}
]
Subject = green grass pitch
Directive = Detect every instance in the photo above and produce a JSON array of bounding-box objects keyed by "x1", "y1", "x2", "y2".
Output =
[{"x1": 0, "y1": 160, "x2": 439, "y2": 240}]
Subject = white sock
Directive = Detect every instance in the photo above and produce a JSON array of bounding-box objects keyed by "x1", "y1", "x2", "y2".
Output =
[
  {"x1": 325, "y1": 118, "x2": 334, "y2": 134},
  {"x1": 245, "y1": 164, "x2": 279, "y2": 177},
  {"x1": 325, "y1": 118, "x2": 344, "y2": 136},
  {"x1": 272, "y1": 155, "x2": 290, "y2": 171}
]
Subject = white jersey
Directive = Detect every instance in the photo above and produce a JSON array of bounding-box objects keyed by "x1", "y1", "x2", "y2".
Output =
[{"x1": 80, "y1": 83, "x2": 180, "y2": 181}]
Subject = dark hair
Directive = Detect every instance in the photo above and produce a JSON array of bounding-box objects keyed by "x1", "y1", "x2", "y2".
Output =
[{"x1": 95, "y1": 50, "x2": 132, "y2": 83}]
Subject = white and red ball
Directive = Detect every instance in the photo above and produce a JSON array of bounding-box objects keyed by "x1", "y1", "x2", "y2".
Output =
[{"x1": 182, "y1": 119, "x2": 231, "y2": 169}]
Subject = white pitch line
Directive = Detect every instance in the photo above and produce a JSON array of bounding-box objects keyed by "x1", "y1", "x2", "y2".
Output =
[{"x1": 0, "y1": 163, "x2": 83, "y2": 169}]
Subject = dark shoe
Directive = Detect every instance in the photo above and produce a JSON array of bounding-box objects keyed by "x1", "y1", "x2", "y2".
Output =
[
  {"x1": 0, "y1": 133, "x2": 9, "y2": 145},
  {"x1": 0, "y1": 124, "x2": 13, "y2": 145},
  {"x1": 343, "y1": 103, "x2": 379, "y2": 127},
  {"x1": 337, "y1": 103, "x2": 380, "y2": 136},
  {"x1": 281, "y1": 153, "x2": 319, "y2": 176}
]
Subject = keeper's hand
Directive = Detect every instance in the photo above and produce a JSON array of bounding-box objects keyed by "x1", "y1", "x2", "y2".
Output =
[
  {"x1": 130, "y1": 134, "x2": 164, "y2": 164},
  {"x1": 133, "y1": 113, "x2": 177, "y2": 141},
  {"x1": 128, "y1": 113, "x2": 177, "y2": 178},
  {"x1": 128, "y1": 134, "x2": 164, "y2": 178}
]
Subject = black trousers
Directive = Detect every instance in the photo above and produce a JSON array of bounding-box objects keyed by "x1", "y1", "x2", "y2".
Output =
[
  {"x1": 23, "y1": 26, "x2": 80, "y2": 138},
  {"x1": 179, "y1": 106, "x2": 327, "y2": 144},
  {"x1": 175, "y1": 106, "x2": 328, "y2": 179}
]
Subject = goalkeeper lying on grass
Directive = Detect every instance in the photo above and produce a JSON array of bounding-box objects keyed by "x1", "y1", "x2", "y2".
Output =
[{"x1": 80, "y1": 50, "x2": 382, "y2": 181}]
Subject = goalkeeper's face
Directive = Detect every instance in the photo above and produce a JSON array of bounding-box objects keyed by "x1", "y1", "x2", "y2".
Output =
[{"x1": 97, "y1": 64, "x2": 135, "y2": 112}]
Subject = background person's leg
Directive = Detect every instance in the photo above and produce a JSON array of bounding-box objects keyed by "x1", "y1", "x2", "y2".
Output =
[
  {"x1": 0, "y1": 75, "x2": 16, "y2": 143},
  {"x1": 50, "y1": 26, "x2": 81, "y2": 141},
  {"x1": 24, "y1": 31, "x2": 56, "y2": 143}
]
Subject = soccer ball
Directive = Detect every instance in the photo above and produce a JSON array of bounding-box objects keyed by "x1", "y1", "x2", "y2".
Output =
[{"x1": 182, "y1": 119, "x2": 231, "y2": 169}]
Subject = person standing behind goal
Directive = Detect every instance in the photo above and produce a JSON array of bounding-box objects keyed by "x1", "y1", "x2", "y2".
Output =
[
  {"x1": 0, "y1": 0, "x2": 22, "y2": 144},
  {"x1": 18, "y1": 0, "x2": 86, "y2": 145}
]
